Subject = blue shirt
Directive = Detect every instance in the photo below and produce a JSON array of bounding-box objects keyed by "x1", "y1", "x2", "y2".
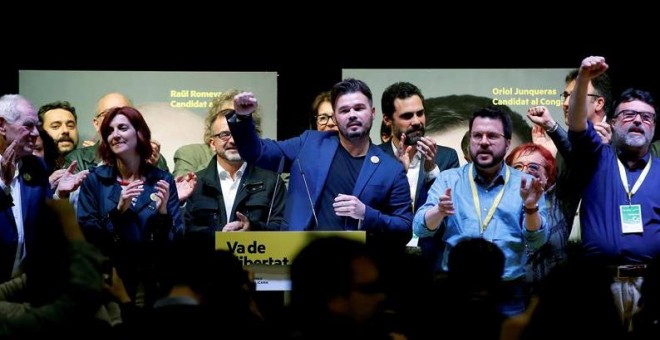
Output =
[
  {"x1": 413, "y1": 163, "x2": 548, "y2": 280},
  {"x1": 569, "y1": 122, "x2": 660, "y2": 264}
]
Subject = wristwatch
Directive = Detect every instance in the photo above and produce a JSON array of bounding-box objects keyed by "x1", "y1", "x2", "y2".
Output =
[{"x1": 523, "y1": 204, "x2": 539, "y2": 214}]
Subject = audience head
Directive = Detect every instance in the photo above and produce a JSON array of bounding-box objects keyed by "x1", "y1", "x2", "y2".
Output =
[
  {"x1": 448, "y1": 238, "x2": 504, "y2": 291},
  {"x1": 291, "y1": 236, "x2": 385, "y2": 324}
]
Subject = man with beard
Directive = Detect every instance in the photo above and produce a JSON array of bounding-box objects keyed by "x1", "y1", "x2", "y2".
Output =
[
  {"x1": 378, "y1": 82, "x2": 459, "y2": 253},
  {"x1": 183, "y1": 99, "x2": 286, "y2": 239},
  {"x1": 413, "y1": 106, "x2": 548, "y2": 316},
  {"x1": 38, "y1": 101, "x2": 79, "y2": 167},
  {"x1": 567, "y1": 56, "x2": 660, "y2": 330},
  {"x1": 228, "y1": 79, "x2": 413, "y2": 248}
]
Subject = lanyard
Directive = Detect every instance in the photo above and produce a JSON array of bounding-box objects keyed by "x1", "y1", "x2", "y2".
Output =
[
  {"x1": 616, "y1": 157, "x2": 652, "y2": 204},
  {"x1": 468, "y1": 164, "x2": 510, "y2": 233}
]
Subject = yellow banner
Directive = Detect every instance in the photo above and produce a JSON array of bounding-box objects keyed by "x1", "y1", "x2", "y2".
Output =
[{"x1": 215, "y1": 231, "x2": 366, "y2": 266}]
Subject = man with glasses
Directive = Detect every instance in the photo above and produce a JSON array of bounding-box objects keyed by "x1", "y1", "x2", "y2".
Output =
[
  {"x1": 183, "y1": 96, "x2": 286, "y2": 238},
  {"x1": 413, "y1": 106, "x2": 548, "y2": 317},
  {"x1": 567, "y1": 56, "x2": 660, "y2": 330}
]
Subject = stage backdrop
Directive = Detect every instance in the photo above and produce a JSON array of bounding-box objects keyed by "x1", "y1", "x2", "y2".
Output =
[
  {"x1": 19, "y1": 71, "x2": 277, "y2": 167},
  {"x1": 343, "y1": 69, "x2": 573, "y2": 164}
]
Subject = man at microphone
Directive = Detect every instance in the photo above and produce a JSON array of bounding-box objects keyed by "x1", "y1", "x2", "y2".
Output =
[
  {"x1": 183, "y1": 93, "x2": 287, "y2": 240},
  {"x1": 227, "y1": 79, "x2": 413, "y2": 248}
]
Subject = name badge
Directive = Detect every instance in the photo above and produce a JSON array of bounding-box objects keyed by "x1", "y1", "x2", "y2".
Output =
[{"x1": 620, "y1": 204, "x2": 644, "y2": 234}]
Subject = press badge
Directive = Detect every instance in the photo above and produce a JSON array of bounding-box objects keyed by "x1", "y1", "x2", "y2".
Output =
[{"x1": 620, "y1": 204, "x2": 644, "y2": 233}]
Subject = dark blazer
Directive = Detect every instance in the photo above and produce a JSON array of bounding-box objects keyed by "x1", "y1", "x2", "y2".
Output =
[
  {"x1": 184, "y1": 157, "x2": 287, "y2": 236},
  {"x1": 76, "y1": 163, "x2": 183, "y2": 301},
  {"x1": 0, "y1": 155, "x2": 51, "y2": 282},
  {"x1": 377, "y1": 142, "x2": 459, "y2": 210},
  {"x1": 228, "y1": 114, "x2": 413, "y2": 247},
  {"x1": 378, "y1": 142, "x2": 459, "y2": 269}
]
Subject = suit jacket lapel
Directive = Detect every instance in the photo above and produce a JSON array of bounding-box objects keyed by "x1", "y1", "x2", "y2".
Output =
[
  {"x1": 309, "y1": 135, "x2": 339, "y2": 201},
  {"x1": 353, "y1": 144, "x2": 380, "y2": 197},
  {"x1": 200, "y1": 160, "x2": 228, "y2": 225}
]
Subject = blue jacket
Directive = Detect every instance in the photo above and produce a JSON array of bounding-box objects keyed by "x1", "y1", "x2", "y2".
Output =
[
  {"x1": 0, "y1": 156, "x2": 51, "y2": 282},
  {"x1": 228, "y1": 114, "x2": 413, "y2": 246},
  {"x1": 77, "y1": 163, "x2": 183, "y2": 301}
]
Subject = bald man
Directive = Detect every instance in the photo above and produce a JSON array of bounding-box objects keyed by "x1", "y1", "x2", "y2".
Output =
[{"x1": 64, "y1": 92, "x2": 168, "y2": 171}]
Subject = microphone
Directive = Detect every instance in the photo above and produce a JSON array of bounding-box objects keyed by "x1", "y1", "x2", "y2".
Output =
[
  {"x1": 266, "y1": 156, "x2": 286, "y2": 226},
  {"x1": 297, "y1": 158, "x2": 318, "y2": 228}
]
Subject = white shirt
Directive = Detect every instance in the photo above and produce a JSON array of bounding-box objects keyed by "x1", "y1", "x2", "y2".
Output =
[
  {"x1": 217, "y1": 162, "x2": 247, "y2": 222},
  {"x1": 389, "y1": 142, "x2": 440, "y2": 247},
  {"x1": 389, "y1": 141, "x2": 440, "y2": 206},
  {"x1": 0, "y1": 155, "x2": 25, "y2": 276}
]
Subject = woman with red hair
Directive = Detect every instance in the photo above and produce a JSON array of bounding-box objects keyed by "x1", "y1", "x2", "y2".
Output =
[
  {"x1": 77, "y1": 106, "x2": 183, "y2": 306},
  {"x1": 506, "y1": 143, "x2": 568, "y2": 287}
]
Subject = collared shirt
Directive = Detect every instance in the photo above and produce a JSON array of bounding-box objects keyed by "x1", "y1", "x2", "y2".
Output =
[
  {"x1": 390, "y1": 141, "x2": 439, "y2": 247},
  {"x1": 413, "y1": 163, "x2": 548, "y2": 280},
  {"x1": 569, "y1": 121, "x2": 660, "y2": 264},
  {"x1": 0, "y1": 155, "x2": 25, "y2": 276},
  {"x1": 217, "y1": 161, "x2": 247, "y2": 221},
  {"x1": 389, "y1": 141, "x2": 440, "y2": 202}
]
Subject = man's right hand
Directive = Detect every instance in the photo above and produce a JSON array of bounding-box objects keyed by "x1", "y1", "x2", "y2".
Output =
[{"x1": 233, "y1": 92, "x2": 258, "y2": 116}]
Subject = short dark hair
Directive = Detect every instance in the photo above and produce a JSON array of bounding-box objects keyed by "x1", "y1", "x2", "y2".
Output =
[
  {"x1": 470, "y1": 106, "x2": 514, "y2": 140},
  {"x1": 98, "y1": 106, "x2": 153, "y2": 167},
  {"x1": 381, "y1": 82, "x2": 425, "y2": 120},
  {"x1": 330, "y1": 78, "x2": 373, "y2": 110},
  {"x1": 613, "y1": 88, "x2": 656, "y2": 115},
  {"x1": 290, "y1": 237, "x2": 373, "y2": 316},
  {"x1": 37, "y1": 100, "x2": 77, "y2": 125}
]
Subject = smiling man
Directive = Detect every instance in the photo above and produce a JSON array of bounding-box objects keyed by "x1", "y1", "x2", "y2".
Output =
[{"x1": 38, "y1": 101, "x2": 79, "y2": 167}]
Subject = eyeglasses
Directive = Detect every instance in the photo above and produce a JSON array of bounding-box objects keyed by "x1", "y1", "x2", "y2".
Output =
[
  {"x1": 512, "y1": 162, "x2": 544, "y2": 173},
  {"x1": 470, "y1": 131, "x2": 505, "y2": 143},
  {"x1": 559, "y1": 92, "x2": 602, "y2": 102},
  {"x1": 614, "y1": 110, "x2": 656, "y2": 124},
  {"x1": 315, "y1": 114, "x2": 334, "y2": 126},
  {"x1": 212, "y1": 131, "x2": 232, "y2": 141}
]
